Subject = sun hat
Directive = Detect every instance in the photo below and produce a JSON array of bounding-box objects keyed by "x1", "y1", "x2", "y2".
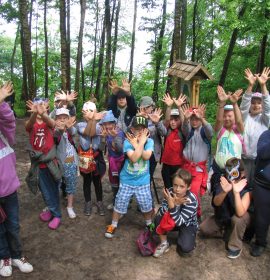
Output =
[{"x1": 100, "y1": 110, "x2": 117, "y2": 124}]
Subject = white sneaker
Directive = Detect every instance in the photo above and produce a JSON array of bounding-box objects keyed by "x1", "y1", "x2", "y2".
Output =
[
  {"x1": 153, "y1": 242, "x2": 170, "y2": 258},
  {"x1": 0, "y1": 258, "x2": 12, "y2": 277},
  {"x1": 107, "y1": 203, "x2": 114, "y2": 210},
  {"x1": 67, "y1": 207, "x2": 76, "y2": 219},
  {"x1": 12, "y1": 257, "x2": 33, "y2": 273}
]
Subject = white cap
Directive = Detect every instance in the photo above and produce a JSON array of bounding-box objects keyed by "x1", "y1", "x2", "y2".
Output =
[
  {"x1": 83, "y1": 101, "x2": 96, "y2": 111},
  {"x1": 170, "y1": 109, "x2": 179, "y2": 116},
  {"x1": 55, "y1": 108, "x2": 70, "y2": 116},
  {"x1": 224, "y1": 104, "x2": 233, "y2": 111}
]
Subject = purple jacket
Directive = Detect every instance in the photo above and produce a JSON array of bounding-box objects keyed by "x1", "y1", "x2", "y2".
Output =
[{"x1": 0, "y1": 102, "x2": 20, "y2": 197}]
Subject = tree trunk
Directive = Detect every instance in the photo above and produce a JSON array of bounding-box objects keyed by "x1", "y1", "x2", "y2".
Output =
[
  {"x1": 74, "y1": 0, "x2": 86, "y2": 93},
  {"x1": 129, "y1": 0, "x2": 137, "y2": 83},
  {"x1": 20, "y1": 26, "x2": 28, "y2": 101},
  {"x1": 219, "y1": 5, "x2": 246, "y2": 86},
  {"x1": 11, "y1": 26, "x2": 19, "y2": 81},
  {"x1": 180, "y1": 0, "x2": 187, "y2": 60},
  {"x1": 44, "y1": 0, "x2": 49, "y2": 98},
  {"x1": 256, "y1": 34, "x2": 268, "y2": 75},
  {"x1": 152, "y1": 0, "x2": 167, "y2": 102},
  {"x1": 111, "y1": 0, "x2": 121, "y2": 77},
  {"x1": 66, "y1": 0, "x2": 71, "y2": 91},
  {"x1": 34, "y1": 3, "x2": 39, "y2": 90},
  {"x1": 90, "y1": 0, "x2": 99, "y2": 94},
  {"x1": 81, "y1": 57, "x2": 86, "y2": 102},
  {"x1": 19, "y1": 0, "x2": 36, "y2": 100},
  {"x1": 191, "y1": 0, "x2": 197, "y2": 61},
  {"x1": 59, "y1": 0, "x2": 69, "y2": 90}
]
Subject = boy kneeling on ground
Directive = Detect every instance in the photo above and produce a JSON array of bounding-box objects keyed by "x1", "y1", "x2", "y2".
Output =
[
  {"x1": 153, "y1": 169, "x2": 198, "y2": 258},
  {"x1": 105, "y1": 116, "x2": 154, "y2": 238}
]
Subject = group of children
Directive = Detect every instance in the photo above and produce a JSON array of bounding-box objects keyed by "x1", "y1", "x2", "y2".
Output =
[{"x1": 0, "y1": 67, "x2": 270, "y2": 277}]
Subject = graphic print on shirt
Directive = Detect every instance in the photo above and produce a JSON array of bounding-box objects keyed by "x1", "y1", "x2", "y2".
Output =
[
  {"x1": 33, "y1": 128, "x2": 45, "y2": 148},
  {"x1": 127, "y1": 157, "x2": 147, "y2": 176},
  {"x1": 218, "y1": 137, "x2": 235, "y2": 156}
]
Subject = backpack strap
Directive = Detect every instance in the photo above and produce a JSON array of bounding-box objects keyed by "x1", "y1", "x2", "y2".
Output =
[
  {"x1": 217, "y1": 127, "x2": 226, "y2": 141},
  {"x1": 232, "y1": 126, "x2": 246, "y2": 154}
]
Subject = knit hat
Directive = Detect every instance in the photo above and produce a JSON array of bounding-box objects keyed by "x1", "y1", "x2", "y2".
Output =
[
  {"x1": 82, "y1": 101, "x2": 96, "y2": 111},
  {"x1": 170, "y1": 109, "x2": 180, "y2": 116},
  {"x1": 139, "y1": 96, "x2": 155, "y2": 108},
  {"x1": 55, "y1": 108, "x2": 70, "y2": 116},
  {"x1": 100, "y1": 110, "x2": 117, "y2": 124},
  {"x1": 131, "y1": 116, "x2": 148, "y2": 128},
  {"x1": 251, "y1": 92, "x2": 262, "y2": 99}
]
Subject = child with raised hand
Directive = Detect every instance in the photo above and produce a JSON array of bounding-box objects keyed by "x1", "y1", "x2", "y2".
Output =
[
  {"x1": 105, "y1": 116, "x2": 154, "y2": 239},
  {"x1": 96, "y1": 110, "x2": 125, "y2": 210},
  {"x1": 54, "y1": 108, "x2": 78, "y2": 219},
  {"x1": 25, "y1": 98, "x2": 62, "y2": 230},
  {"x1": 76, "y1": 101, "x2": 106, "y2": 216},
  {"x1": 200, "y1": 158, "x2": 252, "y2": 259},
  {"x1": 0, "y1": 82, "x2": 33, "y2": 277},
  {"x1": 181, "y1": 104, "x2": 213, "y2": 220},
  {"x1": 108, "y1": 79, "x2": 137, "y2": 133},
  {"x1": 153, "y1": 169, "x2": 198, "y2": 258},
  {"x1": 160, "y1": 93, "x2": 186, "y2": 189},
  {"x1": 240, "y1": 67, "x2": 270, "y2": 186}
]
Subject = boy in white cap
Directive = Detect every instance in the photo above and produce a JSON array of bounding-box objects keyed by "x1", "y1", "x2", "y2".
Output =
[{"x1": 54, "y1": 108, "x2": 78, "y2": 219}]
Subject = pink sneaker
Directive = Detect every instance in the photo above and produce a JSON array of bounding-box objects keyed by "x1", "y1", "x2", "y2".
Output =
[
  {"x1": 39, "y1": 210, "x2": 52, "y2": 222},
  {"x1": 48, "y1": 217, "x2": 61, "y2": 230}
]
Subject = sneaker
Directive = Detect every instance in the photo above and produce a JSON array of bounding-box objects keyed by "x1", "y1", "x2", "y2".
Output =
[
  {"x1": 227, "y1": 249, "x2": 242, "y2": 259},
  {"x1": 107, "y1": 203, "x2": 114, "y2": 210},
  {"x1": 0, "y1": 258, "x2": 12, "y2": 277},
  {"x1": 39, "y1": 210, "x2": 52, "y2": 222},
  {"x1": 67, "y1": 207, "x2": 76, "y2": 219},
  {"x1": 84, "y1": 201, "x2": 92, "y2": 216},
  {"x1": 48, "y1": 217, "x2": 61, "y2": 230},
  {"x1": 153, "y1": 242, "x2": 170, "y2": 258},
  {"x1": 12, "y1": 257, "x2": 33, "y2": 273},
  {"x1": 105, "y1": 225, "x2": 116, "y2": 238},
  {"x1": 250, "y1": 243, "x2": 265, "y2": 257},
  {"x1": 96, "y1": 201, "x2": 105, "y2": 216}
]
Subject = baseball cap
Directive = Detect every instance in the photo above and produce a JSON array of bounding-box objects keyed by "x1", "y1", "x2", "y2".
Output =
[
  {"x1": 139, "y1": 96, "x2": 155, "y2": 108},
  {"x1": 55, "y1": 108, "x2": 70, "y2": 116},
  {"x1": 82, "y1": 101, "x2": 96, "y2": 111},
  {"x1": 170, "y1": 109, "x2": 180, "y2": 116},
  {"x1": 100, "y1": 110, "x2": 117, "y2": 124},
  {"x1": 251, "y1": 92, "x2": 262, "y2": 99},
  {"x1": 131, "y1": 116, "x2": 148, "y2": 128},
  {"x1": 224, "y1": 104, "x2": 233, "y2": 111}
]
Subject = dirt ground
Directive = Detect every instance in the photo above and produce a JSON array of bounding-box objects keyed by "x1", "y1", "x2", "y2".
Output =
[{"x1": 9, "y1": 119, "x2": 270, "y2": 280}]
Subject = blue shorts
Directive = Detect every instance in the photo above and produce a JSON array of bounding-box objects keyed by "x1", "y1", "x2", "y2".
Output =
[
  {"x1": 114, "y1": 183, "x2": 152, "y2": 214},
  {"x1": 63, "y1": 163, "x2": 78, "y2": 194}
]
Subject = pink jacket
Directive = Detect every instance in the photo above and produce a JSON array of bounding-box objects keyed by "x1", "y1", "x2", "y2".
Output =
[{"x1": 0, "y1": 102, "x2": 20, "y2": 197}]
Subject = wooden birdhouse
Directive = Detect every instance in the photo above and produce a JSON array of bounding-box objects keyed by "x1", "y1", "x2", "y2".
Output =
[{"x1": 167, "y1": 60, "x2": 214, "y2": 106}]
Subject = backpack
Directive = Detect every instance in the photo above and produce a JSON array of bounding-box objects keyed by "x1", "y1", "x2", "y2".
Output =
[
  {"x1": 78, "y1": 145, "x2": 98, "y2": 174},
  {"x1": 136, "y1": 226, "x2": 159, "y2": 256}
]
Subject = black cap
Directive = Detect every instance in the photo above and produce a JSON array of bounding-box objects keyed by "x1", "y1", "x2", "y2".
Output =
[{"x1": 131, "y1": 116, "x2": 148, "y2": 128}]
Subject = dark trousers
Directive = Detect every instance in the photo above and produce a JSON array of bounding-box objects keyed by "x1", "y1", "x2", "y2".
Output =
[
  {"x1": 81, "y1": 172, "x2": 103, "y2": 202},
  {"x1": 149, "y1": 154, "x2": 157, "y2": 179},
  {"x1": 161, "y1": 164, "x2": 180, "y2": 189},
  {"x1": 253, "y1": 182, "x2": 270, "y2": 247},
  {"x1": 39, "y1": 168, "x2": 61, "y2": 218},
  {"x1": 0, "y1": 192, "x2": 22, "y2": 259}
]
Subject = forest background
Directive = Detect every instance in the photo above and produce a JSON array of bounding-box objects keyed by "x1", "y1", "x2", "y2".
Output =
[{"x1": 0, "y1": 0, "x2": 269, "y2": 125}]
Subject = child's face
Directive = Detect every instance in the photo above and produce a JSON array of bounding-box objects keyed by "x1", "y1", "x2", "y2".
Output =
[
  {"x1": 56, "y1": 114, "x2": 69, "y2": 123},
  {"x1": 250, "y1": 98, "x2": 262, "y2": 116},
  {"x1": 102, "y1": 122, "x2": 116, "y2": 133},
  {"x1": 169, "y1": 116, "x2": 181, "y2": 130},
  {"x1": 190, "y1": 115, "x2": 202, "y2": 129},
  {"x1": 223, "y1": 110, "x2": 235, "y2": 129},
  {"x1": 117, "y1": 97, "x2": 127, "y2": 108},
  {"x1": 172, "y1": 176, "x2": 190, "y2": 198},
  {"x1": 142, "y1": 105, "x2": 153, "y2": 116},
  {"x1": 130, "y1": 125, "x2": 145, "y2": 137}
]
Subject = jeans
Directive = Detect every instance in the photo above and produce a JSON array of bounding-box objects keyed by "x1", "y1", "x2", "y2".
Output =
[
  {"x1": 0, "y1": 192, "x2": 22, "y2": 259},
  {"x1": 39, "y1": 168, "x2": 61, "y2": 218}
]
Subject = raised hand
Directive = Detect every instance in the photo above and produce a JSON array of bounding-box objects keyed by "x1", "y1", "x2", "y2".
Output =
[
  {"x1": 195, "y1": 104, "x2": 206, "y2": 119},
  {"x1": 66, "y1": 91, "x2": 78, "y2": 102},
  {"x1": 100, "y1": 126, "x2": 108, "y2": 138},
  {"x1": 163, "y1": 188, "x2": 175, "y2": 208},
  {"x1": 82, "y1": 109, "x2": 94, "y2": 121},
  {"x1": 137, "y1": 128, "x2": 149, "y2": 145},
  {"x1": 36, "y1": 102, "x2": 49, "y2": 116},
  {"x1": 94, "y1": 111, "x2": 106, "y2": 121},
  {"x1": 256, "y1": 67, "x2": 270, "y2": 86},
  {"x1": 229, "y1": 89, "x2": 243, "y2": 104},
  {"x1": 107, "y1": 126, "x2": 118, "y2": 137},
  {"x1": 217, "y1": 86, "x2": 229, "y2": 103},
  {"x1": 55, "y1": 90, "x2": 67, "y2": 101},
  {"x1": 244, "y1": 68, "x2": 256, "y2": 86},
  {"x1": 137, "y1": 107, "x2": 148, "y2": 118},
  {"x1": 162, "y1": 93, "x2": 174, "y2": 107},
  {"x1": 55, "y1": 119, "x2": 66, "y2": 131},
  {"x1": 121, "y1": 78, "x2": 131, "y2": 94},
  {"x1": 109, "y1": 80, "x2": 121, "y2": 95},
  {"x1": 220, "y1": 176, "x2": 232, "y2": 193},
  {"x1": 148, "y1": 108, "x2": 163, "y2": 124},
  {"x1": 174, "y1": 195, "x2": 191, "y2": 205},
  {"x1": 126, "y1": 132, "x2": 138, "y2": 149},
  {"x1": 232, "y1": 178, "x2": 247, "y2": 193},
  {"x1": 0, "y1": 81, "x2": 13, "y2": 101},
  {"x1": 182, "y1": 104, "x2": 192, "y2": 120},
  {"x1": 66, "y1": 116, "x2": 76, "y2": 129},
  {"x1": 173, "y1": 93, "x2": 187, "y2": 107},
  {"x1": 26, "y1": 100, "x2": 38, "y2": 114}
]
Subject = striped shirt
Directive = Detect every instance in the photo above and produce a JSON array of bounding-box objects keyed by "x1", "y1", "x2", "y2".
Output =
[{"x1": 158, "y1": 189, "x2": 198, "y2": 227}]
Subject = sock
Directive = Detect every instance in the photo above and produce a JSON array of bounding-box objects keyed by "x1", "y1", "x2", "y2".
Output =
[
  {"x1": 145, "y1": 219, "x2": 152, "y2": 226},
  {"x1": 112, "y1": 220, "x2": 118, "y2": 228}
]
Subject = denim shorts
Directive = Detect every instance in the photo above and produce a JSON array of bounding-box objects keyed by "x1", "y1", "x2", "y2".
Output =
[
  {"x1": 114, "y1": 183, "x2": 152, "y2": 214},
  {"x1": 63, "y1": 162, "x2": 78, "y2": 194}
]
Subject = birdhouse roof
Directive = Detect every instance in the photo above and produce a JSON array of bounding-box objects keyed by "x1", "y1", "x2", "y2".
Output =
[{"x1": 167, "y1": 60, "x2": 214, "y2": 81}]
